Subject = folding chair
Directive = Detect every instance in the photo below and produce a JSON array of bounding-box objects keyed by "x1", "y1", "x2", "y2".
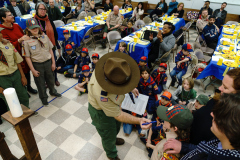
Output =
[
  {"x1": 183, "y1": 22, "x2": 192, "y2": 43},
  {"x1": 122, "y1": 18, "x2": 129, "y2": 27},
  {"x1": 96, "y1": 9, "x2": 104, "y2": 15},
  {"x1": 143, "y1": 16, "x2": 152, "y2": 25},
  {"x1": 62, "y1": 13, "x2": 73, "y2": 24},
  {"x1": 87, "y1": 11, "x2": 96, "y2": 17},
  {"x1": 80, "y1": 27, "x2": 95, "y2": 49},
  {"x1": 107, "y1": 31, "x2": 121, "y2": 52},
  {"x1": 197, "y1": 36, "x2": 214, "y2": 56},
  {"x1": 195, "y1": 26, "x2": 201, "y2": 42},
  {"x1": 92, "y1": 24, "x2": 105, "y2": 43},
  {"x1": 66, "y1": 18, "x2": 77, "y2": 24},
  {"x1": 133, "y1": 20, "x2": 145, "y2": 31},
  {"x1": 194, "y1": 49, "x2": 211, "y2": 63},
  {"x1": 226, "y1": 21, "x2": 238, "y2": 25},
  {"x1": 53, "y1": 20, "x2": 65, "y2": 28},
  {"x1": 77, "y1": 11, "x2": 87, "y2": 20},
  {"x1": 150, "y1": 49, "x2": 172, "y2": 73},
  {"x1": 172, "y1": 33, "x2": 184, "y2": 62}
]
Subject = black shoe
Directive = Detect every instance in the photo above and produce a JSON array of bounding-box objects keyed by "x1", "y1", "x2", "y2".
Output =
[
  {"x1": 170, "y1": 81, "x2": 175, "y2": 87},
  {"x1": 28, "y1": 93, "x2": 31, "y2": 98},
  {"x1": 27, "y1": 86, "x2": 38, "y2": 94},
  {"x1": 50, "y1": 92, "x2": 62, "y2": 98},
  {"x1": 64, "y1": 74, "x2": 72, "y2": 78},
  {"x1": 0, "y1": 118, "x2": 2, "y2": 125},
  {"x1": 101, "y1": 39, "x2": 106, "y2": 48},
  {"x1": 42, "y1": 100, "x2": 49, "y2": 106}
]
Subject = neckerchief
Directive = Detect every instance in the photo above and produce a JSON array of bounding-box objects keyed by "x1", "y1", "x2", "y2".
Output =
[
  {"x1": 32, "y1": 36, "x2": 45, "y2": 47},
  {"x1": 159, "y1": 100, "x2": 172, "y2": 107},
  {"x1": 154, "y1": 69, "x2": 166, "y2": 85},
  {"x1": 0, "y1": 50, "x2": 8, "y2": 66},
  {"x1": 140, "y1": 76, "x2": 155, "y2": 89}
]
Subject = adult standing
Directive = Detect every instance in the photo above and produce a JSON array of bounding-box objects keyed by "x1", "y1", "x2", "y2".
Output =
[
  {"x1": 34, "y1": 2, "x2": 61, "y2": 86},
  {"x1": 20, "y1": 0, "x2": 30, "y2": 13},
  {"x1": 7, "y1": 0, "x2": 26, "y2": 17},
  {"x1": 48, "y1": 0, "x2": 63, "y2": 21},
  {"x1": 213, "y1": 2, "x2": 227, "y2": 28},
  {"x1": 0, "y1": 8, "x2": 38, "y2": 95},
  {"x1": 101, "y1": 5, "x2": 122, "y2": 48},
  {"x1": 150, "y1": 0, "x2": 167, "y2": 20},
  {"x1": 169, "y1": 2, "x2": 184, "y2": 18},
  {"x1": 166, "y1": 0, "x2": 178, "y2": 16},
  {"x1": 163, "y1": 68, "x2": 240, "y2": 155},
  {"x1": 148, "y1": 22, "x2": 175, "y2": 69},
  {"x1": 88, "y1": 52, "x2": 151, "y2": 160},
  {"x1": 199, "y1": 0, "x2": 213, "y2": 16}
]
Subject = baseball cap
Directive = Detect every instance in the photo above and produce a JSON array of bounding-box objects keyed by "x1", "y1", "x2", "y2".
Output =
[
  {"x1": 157, "y1": 105, "x2": 193, "y2": 129},
  {"x1": 81, "y1": 48, "x2": 88, "y2": 54},
  {"x1": 65, "y1": 44, "x2": 72, "y2": 51},
  {"x1": 139, "y1": 56, "x2": 148, "y2": 63},
  {"x1": 63, "y1": 30, "x2": 69, "y2": 34},
  {"x1": 26, "y1": 18, "x2": 40, "y2": 30},
  {"x1": 182, "y1": 44, "x2": 193, "y2": 52},
  {"x1": 82, "y1": 65, "x2": 90, "y2": 72},
  {"x1": 196, "y1": 94, "x2": 209, "y2": 105},
  {"x1": 159, "y1": 63, "x2": 167, "y2": 70},
  {"x1": 160, "y1": 91, "x2": 172, "y2": 101},
  {"x1": 92, "y1": 53, "x2": 99, "y2": 59}
]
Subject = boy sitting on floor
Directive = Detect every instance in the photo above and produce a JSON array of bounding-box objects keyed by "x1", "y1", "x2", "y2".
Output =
[
  {"x1": 62, "y1": 30, "x2": 75, "y2": 57},
  {"x1": 75, "y1": 65, "x2": 92, "y2": 95},
  {"x1": 151, "y1": 63, "x2": 168, "y2": 94},
  {"x1": 90, "y1": 53, "x2": 99, "y2": 72}
]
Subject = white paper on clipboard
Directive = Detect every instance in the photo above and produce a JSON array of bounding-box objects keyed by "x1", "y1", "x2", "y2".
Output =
[{"x1": 121, "y1": 94, "x2": 149, "y2": 115}]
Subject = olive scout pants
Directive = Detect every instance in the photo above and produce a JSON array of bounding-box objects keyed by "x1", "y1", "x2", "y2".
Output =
[
  {"x1": 0, "y1": 70, "x2": 29, "y2": 110},
  {"x1": 88, "y1": 103, "x2": 121, "y2": 158}
]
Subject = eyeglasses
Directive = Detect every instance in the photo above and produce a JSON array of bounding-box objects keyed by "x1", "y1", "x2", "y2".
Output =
[
  {"x1": 6, "y1": 14, "x2": 13, "y2": 17},
  {"x1": 39, "y1": 8, "x2": 47, "y2": 11}
]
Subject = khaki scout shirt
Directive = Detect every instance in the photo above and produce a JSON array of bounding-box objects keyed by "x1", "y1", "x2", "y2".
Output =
[
  {"x1": 196, "y1": 16, "x2": 209, "y2": 32},
  {"x1": 0, "y1": 42, "x2": 23, "y2": 76},
  {"x1": 84, "y1": 1, "x2": 93, "y2": 11},
  {"x1": 23, "y1": 35, "x2": 53, "y2": 63},
  {"x1": 88, "y1": 71, "x2": 125, "y2": 117},
  {"x1": 106, "y1": 12, "x2": 123, "y2": 26},
  {"x1": 151, "y1": 132, "x2": 180, "y2": 160}
]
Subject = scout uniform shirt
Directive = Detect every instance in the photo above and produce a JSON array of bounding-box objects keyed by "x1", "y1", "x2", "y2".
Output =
[
  {"x1": 88, "y1": 71, "x2": 125, "y2": 117},
  {"x1": 174, "y1": 51, "x2": 192, "y2": 74},
  {"x1": 61, "y1": 39, "x2": 75, "y2": 56},
  {"x1": 151, "y1": 132, "x2": 180, "y2": 160},
  {"x1": 78, "y1": 72, "x2": 92, "y2": 84},
  {"x1": 151, "y1": 69, "x2": 167, "y2": 87},
  {"x1": 74, "y1": 55, "x2": 91, "y2": 71},
  {"x1": 84, "y1": 1, "x2": 93, "y2": 11},
  {"x1": 106, "y1": 12, "x2": 123, "y2": 26},
  {"x1": 23, "y1": 35, "x2": 53, "y2": 63},
  {"x1": 0, "y1": 42, "x2": 23, "y2": 75}
]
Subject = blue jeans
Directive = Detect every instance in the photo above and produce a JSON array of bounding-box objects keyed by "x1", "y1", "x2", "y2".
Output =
[
  {"x1": 170, "y1": 69, "x2": 185, "y2": 85},
  {"x1": 123, "y1": 123, "x2": 142, "y2": 135},
  {"x1": 68, "y1": 68, "x2": 82, "y2": 78},
  {"x1": 57, "y1": 65, "x2": 74, "y2": 73}
]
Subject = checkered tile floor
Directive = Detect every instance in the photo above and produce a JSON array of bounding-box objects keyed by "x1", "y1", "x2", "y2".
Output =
[{"x1": 0, "y1": 28, "x2": 220, "y2": 160}]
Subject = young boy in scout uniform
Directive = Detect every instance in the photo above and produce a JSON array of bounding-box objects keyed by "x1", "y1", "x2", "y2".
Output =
[
  {"x1": 62, "y1": 30, "x2": 75, "y2": 57},
  {"x1": 151, "y1": 63, "x2": 168, "y2": 94},
  {"x1": 0, "y1": 28, "x2": 29, "y2": 109},
  {"x1": 23, "y1": 18, "x2": 61, "y2": 106},
  {"x1": 88, "y1": 52, "x2": 152, "y2": 160},
  {"x1": 90, "y1": 53, "x2": 99, "y2": 72},
  {"x1": 138, "y1": 56, "x2": 148, "y2": 70},
  {"x1": 75, "y1": 65, "x2": 92, "y2": 95},
  {"x1": 101, "y1": 5, "x2": 123, "y2": 48}
]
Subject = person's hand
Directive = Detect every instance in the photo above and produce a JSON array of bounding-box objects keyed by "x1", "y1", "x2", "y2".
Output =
[
  {"x1": 146, "y1": 142, "x2": 152, "y2": 148},
  {"x1": 2, "y1": 38, "x2": 9, "y2": 45},
  {"x1": 86, "y1": 77, "x2": 89, "y2": 82},
  {"x1": 140, "y1": 118, "x2": 152, "y2": 130},
  {"x1": 149, "y1": 33, "x2": 153, "y2": 41},
  {"x1": 32, "y1": 70, "x2": 40, "y2": 77},
  {"x1": 131, "y1": 88, "x2": 139, "y2": 97},
  {"x1": 179, "y1": 100, "x2": 182, "y2": 105},
  {"x1": 157, "y1": 31, "x2": 162, "y2": 42},
  {"x1": 21, "y1": 35, "x2": 30, "y2": 41},
  {"x1": 147, "y1": 139, "x2": 151, "y2": 144},
  {"x1": 21, "y1": 76, "x2": 27, "y2": 86},
  {"x1": 175, "y1": 13, "x2": 179, "y2": 16},
  {"x1": 73, "y1": 11, "x2": 75, "y2": 14},
  {"x1": 51, "y1": 63, "x2": 56, "y2": 71},
  {"x1": 177, "y1": 61, "x2": 181, "y2": 68},
  {"x1": 182, "y1": 101, "x2": 186, "y2": 105},
  {"x1": 73, "y1": 73, "x2": 76, "y2": 77},
  {"x1": 163, "y1": 138, "x2": 182, "y2": 154},
  {"x1": 57, "y1": 66, "x2": 61, "y2": 70},
  {"x1": 0, "y1": 87, "x2": 4, "y2": 95}
]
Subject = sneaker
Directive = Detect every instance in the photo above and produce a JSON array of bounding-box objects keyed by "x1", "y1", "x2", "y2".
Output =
[
  {"x1": 64, "y1": 73, "x2": 72, "y2": 78},
  {"x1": 63, "y1": 71, "x2": 68, "y2": 75},
  {"x1": 79, "y1": 91, "x2": 83, "y2": 96},
  {"x1": 115, "y1": 137, "x2": 125, "y2": 145},
  {"x1": 51, "y1": 92, "x2": 62, "y2": 98}
]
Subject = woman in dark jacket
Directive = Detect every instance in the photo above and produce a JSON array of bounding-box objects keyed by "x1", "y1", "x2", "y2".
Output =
[
  {"x1": 34, "y1": 2, "x2": 61, "y2": 86},
  {"x1": 170, "y1": 2, "x2": 184, "y2": 18},
  {"x1": 150, "y1": 0, "x2": 167, "y2": 20},
  {"x1": 104, "y1": 0, "x2": 113, "y2": 12},
  {"x1": 62, "y1": 0, "x2": 71, "y2": 17}
]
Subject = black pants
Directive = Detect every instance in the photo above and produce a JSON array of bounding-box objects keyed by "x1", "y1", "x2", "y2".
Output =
[
  {"x1": 150, "y1": 9, "x2": 162, "y2": 19},
  {"x1": 208, "y1": 41, "x2": 218, "y2": 50},
  {"x1": 0, "y1": 98, "x2": 8, "y2": 116},
  {"x1": 25, "y1": 71, "x2": 31, "y2": 88},
  {"x1": 95, "y1": 3, "x2": 102, "y2": 7},
  {"x1": 148, "y1": 52, "x2": 158, "y2": 69}
]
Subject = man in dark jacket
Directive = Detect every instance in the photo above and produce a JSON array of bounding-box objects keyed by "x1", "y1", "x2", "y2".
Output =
[
  {"x1": 213, "y1": 2, "x2": 227, "y2": 28},
  {"x1": 48, "y1": 0, "x2": 63, "y2": 21},
  {"x1": 7, "y1": 0, "x2": 26, "y2": 17},
  {"x1": 199, "y1": 0, "x2": 213, "y2": 16}
]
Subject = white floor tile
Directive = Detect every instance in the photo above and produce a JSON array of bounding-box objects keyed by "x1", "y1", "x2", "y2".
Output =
[
  {"x1": 124, "y1": 146, "x2": 149, "y2": 160},
  {"x1": 33, "y1": 119, "x2": 58, "y2": 138},
  {"x1": 4, "y1": 127, "x2": 19, "y2": 144},
  {"x1": 38, "y1": 139, "x2": 57, "y2": 159},
  {"x1": 37, "y1": 104, "x2": 59, "y2": 118},
  {"x1": 60, "y1": 115, "x2": 84, "y2": 133},
  {"x1": 61, "y1": 100, "x2": 83, "y2": 115}
]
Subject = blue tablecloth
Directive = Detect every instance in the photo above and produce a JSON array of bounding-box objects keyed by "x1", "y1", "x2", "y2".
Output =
[
  {"x1": 114, "y1": 18, "x2": 186, "y2": 63},
  {"x1": 197, "y1": 28, "x2": 234, "y2": 80},
  {"x1": 15, "y1": 16, "x2": 28, "y2": 30}
]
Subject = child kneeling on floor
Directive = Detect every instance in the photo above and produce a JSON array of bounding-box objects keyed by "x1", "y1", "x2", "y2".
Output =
[
  {"x1": 151, "y1": 104, "x2": 193, "y2": 160},
  {"x1": 56, "y1": 44, "x2": 77, "y2": 73},
  {"x1": 75, "y1": 65, "x2": 92, "y2": 95},
  {"x1": 170, "y1": 43, "x2": 193, "y2": 87},
  {"x1": 172, "y1": 77, "x2": 197, "y2": 105}
]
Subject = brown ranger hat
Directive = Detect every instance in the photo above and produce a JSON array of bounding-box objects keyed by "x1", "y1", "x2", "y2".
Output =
[{"x1": 95, "y1": 52, "x2": 140, "y2": 95}]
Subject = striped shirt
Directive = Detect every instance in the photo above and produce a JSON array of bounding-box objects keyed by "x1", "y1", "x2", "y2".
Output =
[{"x1": 13, "y1": 6, "x2": 22, "y2": 17}]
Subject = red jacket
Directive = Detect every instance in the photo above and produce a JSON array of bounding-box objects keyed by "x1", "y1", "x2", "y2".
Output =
[{"x1": 0, "y1": 23, "x2": 30, "y2": 73}]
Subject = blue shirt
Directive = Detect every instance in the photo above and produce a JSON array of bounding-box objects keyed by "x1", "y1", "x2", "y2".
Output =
[
  {"x1": 151, "y1": 69, "x2": 167, "y2": 86},
  {"x1": 158, "y1": 3, "x2": 164, "y2": 9},
  {"x1": 61, "y1": 39, "x2": 75, "y2": 55},
  {"x1": 78, "y1": 73, "x2": 92, "y2": 83},
  {"x1": 74, "y1": 55, "x2": 91, "y2": 70},
  {"x1": 203, "y1": 24, "x2": 219, "y2": 44},
  {"x1": 173, "y1": 51, "x2": 192, "y2": 72},
  {"x1": 167, "y1": 1, "x2": 178, "y2": 14},
  {"x1": 137, "y1": 76, "x2": 160, "y2": 101}
]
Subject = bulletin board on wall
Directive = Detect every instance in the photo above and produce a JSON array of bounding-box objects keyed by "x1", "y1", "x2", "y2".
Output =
[{"x1": 208, "y1": 0, "x2": 240, "y2": 5}]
